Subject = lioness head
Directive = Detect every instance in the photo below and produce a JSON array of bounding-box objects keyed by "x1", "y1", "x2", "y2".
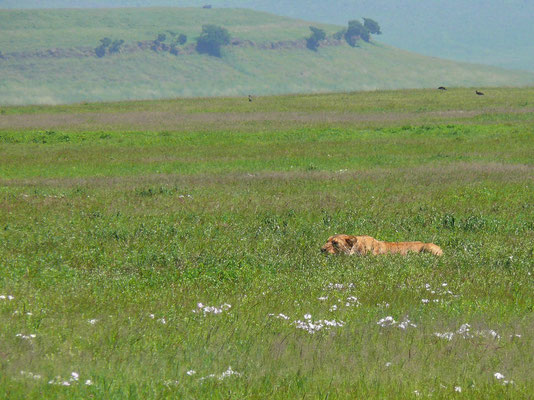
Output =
[{"x1": 321, "y1": 234, "x2": 356, "y2": 254}]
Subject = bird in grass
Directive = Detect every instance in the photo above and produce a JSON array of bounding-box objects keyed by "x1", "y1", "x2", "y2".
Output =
[
  {"x1": 438, "y1": 86, "x2": 447, "y2": 90},
  {"x1": 475, "y1": 90, "x2": 484, "y2": 96},
  {"x1": 248, "y1": 95, "x2": 253, "y2": 102}
]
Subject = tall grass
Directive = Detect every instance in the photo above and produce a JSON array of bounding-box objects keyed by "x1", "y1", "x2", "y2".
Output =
[{"x1": 0, "y1": 89, "x2": 533, "y2": 398}]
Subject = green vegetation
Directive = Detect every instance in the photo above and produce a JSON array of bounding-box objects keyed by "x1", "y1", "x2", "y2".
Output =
[
  {"x1": 0, "y1": 8, "x2": 533, "y2": 105},
  {"x1": 195, "y1": 24, "x2": 231, "y2": 57},
  {"x1": 306, "y1": 26, "x2": 326, "y2": 51},
  {"x1": 1, "y1": 88, "x2": 534, "y2": 398},
  {"x1": 345, "y1": 19, "x2": 370, "y2": 45},
  {"x1": 363, "y1": 18, "x2": 381, "y2": 35}
]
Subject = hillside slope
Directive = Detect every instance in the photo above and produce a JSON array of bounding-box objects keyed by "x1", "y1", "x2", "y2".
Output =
[
  {"x1": 1, "y1": 8, "x2": 533, "y2": 105},
  {"x1": 3, "y1": 0, "x2": 533, "y2": 72}
]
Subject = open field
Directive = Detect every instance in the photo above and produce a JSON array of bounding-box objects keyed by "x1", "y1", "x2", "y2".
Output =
[
  {"x1": 1, "y1": 8, "x2": 534, "y2": 105},
  {"x1": 1, "y1": 88, "x2": 534, "y2": 398}
]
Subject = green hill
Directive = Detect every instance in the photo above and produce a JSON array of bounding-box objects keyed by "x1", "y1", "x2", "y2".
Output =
[{"x1": 1, "y1": 7, "x2": 533, "y2": 105}]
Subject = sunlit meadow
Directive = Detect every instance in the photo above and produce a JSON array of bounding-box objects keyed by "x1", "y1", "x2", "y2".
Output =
[{"x1": 1, "y1": 88, "x2": 533, "y2": 398}]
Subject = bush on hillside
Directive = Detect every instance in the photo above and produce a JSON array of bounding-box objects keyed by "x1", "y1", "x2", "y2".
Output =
[
  {"x1": 95, "y1": 37, "x2": 112, "y2": 57},
  {"x1": 363, "y1": 18, "x2": 381, "y2": 35},
  {"x1": 109, "y1": 39, "x2": 125, "y2": 54},
  {"x1": 333, "y1": 28, "x2": 347, "y2": 40},
  {"x1": 196, "y1": 24, "x2": 230, "y2": 57},
  {"x1": 306, "y1": 26, "x2": 326, "y2": 51},
  {"x1": 345, "y1": 20, "x2": 370, "y2": 45},
  {"x1": 177, "y1": 34, "x2": 188, "y2": 45}
]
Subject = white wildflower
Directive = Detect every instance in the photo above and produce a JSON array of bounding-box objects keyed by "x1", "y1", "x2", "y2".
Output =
[
  {"x1": 186, "y1": 370, "x2": 196, "y2": 376},
  {"x1": 85, "y1": 379, "x2": 93, "y2": 385},
  {"x1": 329, "y1": 305, "x2": 338, "y2": 311},
  {"x1": 158, "y1": 317, "x2": 166, "y2": 324},
  {"x1": 377, "y1": 316, "x2": 396, "y2": 327},
  {"x1": 422, "y1": 299, "x2": 430, "y2": 304},
  {"x1": 218, "y1": 366, "x2": 242, "y2": 380},
  {"x1": 442, "y1": 283, "x2": 448, "y2": 287},
  {"x1": 194, "y1": 303, "x2": 231, "y2": 315},
  {"x1": 16, "y1": 333, "x2": 36, "y2": 340},
  {"x1": 494, "y1": 372, "x2": 505, "y2": 380},
  {"x1": 20, "y1": 371, "x2": 41, "y2": 380},
  {"x1": 88, "y1": 319, "x2": 98, "y2": 325},
  {"x1": 318, "y1": 296, "x2": 328, "y2": 301},
  {"x1": 268, "y1": 313, "x2": 290, "y2": 320},
  {"x1": 294, "y1": 318, "x2": 344, "y2": 334},
  {"x1": 434, "y1": 332, "x2": 454, "y2": 341},
  {"x1": 385, "y1": 362, "x2": 392, "y2": 367},
  {"x1": 149, "y1": 314, "x2": 155, "y2": 319},
  {"x1": 345, "y1": 296, "x2": 361, "y2": 307},
  {"x1": 70, "y1": 372, "x2": 79, "y2": 381},
  {"x1": 304, "y1": 313, "x2": 312, "y2": 320},
  {"x1": 61, "y1": 381, "x2": 71, "y2": 386},
  {"x1": 397, "y1": 317, "x2": 417, "y2": 330},
  {"x1": 454, "y1": 386, "x2": 462, "y2": 392}
]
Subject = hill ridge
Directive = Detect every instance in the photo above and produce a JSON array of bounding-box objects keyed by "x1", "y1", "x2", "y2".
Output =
[{"x1": 1, "y1": 7, "x2": 533, "y2": 105}]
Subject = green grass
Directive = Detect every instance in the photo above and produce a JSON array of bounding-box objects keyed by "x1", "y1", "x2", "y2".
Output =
[
  {"x1": 1, "y1": 8, "x2": 533, "y2": 105},
  {"x1": 1, "y1": 88, "x2": 534, "y2": 398}
]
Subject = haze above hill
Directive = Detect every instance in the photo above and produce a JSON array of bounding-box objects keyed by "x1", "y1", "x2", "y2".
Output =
[{"x1": 2, "y1": 0, "x2": 533, "y2": 72}]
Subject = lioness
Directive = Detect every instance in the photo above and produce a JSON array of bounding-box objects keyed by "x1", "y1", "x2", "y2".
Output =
[{"x1": 321, "y1": 234, "x2": 443, "y2": 256}]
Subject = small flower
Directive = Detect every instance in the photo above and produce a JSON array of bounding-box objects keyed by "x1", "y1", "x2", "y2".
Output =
[
  {"x1": 330, "y1": 305, "x2": 338, "y2": 311},
  {"x1": 70, "y1": 372, "x2": 79, "y2": 381},
  {"x1": 186, "y1": 370, "x2": 196, "y2": 376},
  {"x1": 149, "y1": 314, "x2": 155, "y2": 319},
  {"x1": 218, "y1": 366, "x2": 242, "y2": 380},
  {"x1": 85, "y1": 379, "x2": 93, "y2": 385},
  {"x1": 422, "y1": 299, "x2": 429, "y2": 304},
  {"x1": 157, "y1": 317, "x2": 166, "y2": 324},
  {"x1": 385, "y1": 362, "x2": 392, "y2": 367},
  {"x1": 304, "y1": 314, "x2": 312, "y2": 320},
  {"x1": 494, "y1": 372, "x2": 505, "y2": 380},
  {"x1": 318, "y1": 296, "x2": 328, "y2": 301},
  {"x1": 454, "y1": 386, "x2": 462, "y2": 392},
  {"x1": 377, "y1": 316, "x2": 396, "y2": 327},
  {"x1": 88, "y1": 319, "x2": 98, "y2": 325}
]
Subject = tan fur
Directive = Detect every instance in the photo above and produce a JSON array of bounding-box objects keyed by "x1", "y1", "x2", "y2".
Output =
[{"x1": 321, "y1": 234, "x2": 443, "y2": 256}]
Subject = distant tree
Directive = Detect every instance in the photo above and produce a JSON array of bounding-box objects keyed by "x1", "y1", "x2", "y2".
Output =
[
  {"x1": 202, "y1": 4, "x2": 212, "y2": 9},
  {"x1": 95, "y1": 46, "x2": 106, "y2": 57},
  {"x1": 306, "y1": 26, "x2": 326, "y2": 51},
  {"x1": 95, "y1": 37, "x2": 112, "y2": 57},
  {"x1": 170, "y1": 44, "x2": 179, "y2": 55},
  {"x1": 100, "y1": 37, "x2": 112, "y2": 48},
  {"x1": 156, "y1": 33, "x2": 167, "y2": 43},
  {"x1": 345, "y1": 20, "x2": 370, "y2": 46},
  {"x1": 363, "y1": 18, "x2": 381, "y2": 35},
  {"x1": 333, "y1": 28, "x2": 346, "y2": 40},
  {"x1": 196, "y1": 24, "x2": 230, "y2": 57},
  {"x1": 177, "y1": 34, "x2": 188, "y2": 45},
  {"x1": 108, "y1": 39, "x2": 124, "y2": 54}
]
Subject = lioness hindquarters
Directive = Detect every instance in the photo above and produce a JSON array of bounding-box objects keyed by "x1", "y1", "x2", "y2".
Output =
[{"x1": 422, "y1": 243, "x2": 443, "y2": 256}]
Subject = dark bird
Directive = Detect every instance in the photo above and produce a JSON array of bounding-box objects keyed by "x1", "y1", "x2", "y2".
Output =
[
  {"x1": 248, "y1": 95, "x2": 253, "y2": 102},
  {"x1": 438, "y1": 86, "x2": 447, "y2": 90},
  {"x1": 475, "y1": 90, "x2": 484, "y2": 96}
]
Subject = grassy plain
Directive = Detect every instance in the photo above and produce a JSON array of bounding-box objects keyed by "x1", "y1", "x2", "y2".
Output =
[{"x1": 1, "y1": 88, "x2": 534, "y2": 398}]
